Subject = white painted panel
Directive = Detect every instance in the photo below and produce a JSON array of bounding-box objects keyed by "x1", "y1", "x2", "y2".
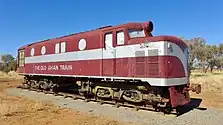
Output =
[
  {"x1": 25, "y1": 41, "x2": 179, "y2": 62},
  {"x1": 105, "y1": 33, "x2": 113, "y2": 49},
  {"x1": 103, "y1": 33, "x2": 115, "y2": 59},
  {"x1": 30, "y1": 48, "x2": 35, "y2": 56},
  {"x1": 117, "y1": 31, "x2": 124, "y2": 45},
  {"x1": 78, "y1": 39, "x2": 86, "y2": 50},
  {"x1": 55, "y1": 43, "x2": 60, "y2": 54},
  {"x1": 41, "y1": 46, "x2": 46, "y2": 55},
  {"x1": 61, "y1": 42, "x2": 66, "y2": 53},
  {"x1": 165, "y1": 42, "x2": 188, "y2": 76}
]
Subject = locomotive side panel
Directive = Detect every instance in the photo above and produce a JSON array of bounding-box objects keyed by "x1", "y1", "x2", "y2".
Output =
[
  {"x1": 25, "y1": 60, "x2": 102, "y2": 76},
  {"x1": 21, "y1": 40, "x2": 188, "y2": 87},
  {"x1": 18, "y1": 22, "x2": 189, "y2": 87},
  {"x1": 115, "y1": 58, "x2": 130, "y2": 77},
  {"x1": 23, "y1": 30, "x2": 103, "y2": 77}
]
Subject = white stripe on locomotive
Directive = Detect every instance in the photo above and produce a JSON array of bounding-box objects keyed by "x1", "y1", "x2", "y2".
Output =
[{"x1": 25, "y1": 41, "x2": 188, "y2": 77}]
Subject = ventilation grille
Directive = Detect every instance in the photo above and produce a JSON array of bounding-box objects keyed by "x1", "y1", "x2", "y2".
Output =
[
  {"x1": 148, "y1": 63, "x2": 159, "y2": 76},
  {"x1": 135, "y1": 51, "x2": 145, "y2": 57},
  {"x1": 136, "y1": 64, "x2": 145, "y2": 75},
  {"x1": 148, "y1": 49, "x2": 159, "y2": 76},
  {"x1": 148, "y1": 49, "x2": 159, "y2": 56},
  {"x1": 148, "y1": 56, "x2": 158, "y2": 63},
  {"x1": 135, "y1": 51, "x2": 145, "y2": 75}
]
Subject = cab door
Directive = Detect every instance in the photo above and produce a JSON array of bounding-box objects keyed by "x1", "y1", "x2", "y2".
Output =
[
  {"x1": 17, "y1": 49, "x2": 25, "y2": 74},
  {"x1": 102, "y1": 31, "x2": 116, "y2": 76}
]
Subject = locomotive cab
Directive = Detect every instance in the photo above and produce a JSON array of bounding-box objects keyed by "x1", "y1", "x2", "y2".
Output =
[
  {"x1": 100, "y1": 21, "x2": 191, "y2": 86},
  {"x1": 122, "y1": 22, "x2": 189, "y2": 85},
  {"x1": 109, "y1": 21, "x2": 201, "y2": 108}
]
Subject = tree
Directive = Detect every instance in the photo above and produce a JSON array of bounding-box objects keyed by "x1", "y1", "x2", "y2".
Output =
[
  {"x1": 181, "y1": 37, "x2": 222, "y2": 73},
  {"x1": 215, "y1": 44, "x2": 223, "y2": 70},
  {"x1": 205, "y1": 45, "x2": 217, "y2": 72},
  {"x1": 215, "y1": 56, "x2": 223, "y2": 70},
  {"x1": 219, "y1": 43, "x2": 223, "y2": 55},
  {"x1": 1, "y1": 54, "x2": 14, "y2": 63},
  {"x1": 183, "y1": 37, "x2": 207, "y2": 73},
  {"x1": 192, "y1": 43, "x2": 222, "y2": 73},
  {"x1": 0, "y1": 54, "x2": 16, "y2": 73}
]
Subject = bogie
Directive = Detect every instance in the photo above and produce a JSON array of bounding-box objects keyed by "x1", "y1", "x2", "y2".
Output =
[{"x1": 18, "y1": 75, "x2": 178, "y2": 114}]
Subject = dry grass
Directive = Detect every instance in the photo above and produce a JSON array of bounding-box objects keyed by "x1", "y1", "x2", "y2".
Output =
[
  {"x1": 0, "y1": 75, "x2": 125, "y2": 125},
  {"x1": 0, "y1": 102, "x2": 19, "y2": 117},
  {"x1": 189, "y1": 70, "x2": 223, "y2": 109},
  {"x1": 0, "y1": 93, "x2": 47, "y2": 117},
  {"x1": 0, "y1": 92, "x2": 123, "y2": 125},
  {"x1": 190, "y1": 71, "x2": 223, "y2": 93},
  {"x1": 0, "y1": 71, "x2": 23, "y2": 80},
  {"x1": 1, "y1": 93, "x2": 46, "y2": 114}
]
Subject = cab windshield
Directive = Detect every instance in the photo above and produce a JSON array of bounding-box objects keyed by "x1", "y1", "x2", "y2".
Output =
[{"x1": 128, "y1": 29, "x2": 145, "y2": 38}]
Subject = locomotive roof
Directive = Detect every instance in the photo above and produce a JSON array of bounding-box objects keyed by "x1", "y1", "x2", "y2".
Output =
[
  {"x1": 18, "y1": 22, "x2": 187, "y2": 50},
  {"x1": 18, "y1": 22, "x2": 143, "y2": 50}
]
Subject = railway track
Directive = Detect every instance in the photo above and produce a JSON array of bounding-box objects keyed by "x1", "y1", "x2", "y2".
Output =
[{"x1": 17, "y1": 84, "x2": 179, "y2": 116}]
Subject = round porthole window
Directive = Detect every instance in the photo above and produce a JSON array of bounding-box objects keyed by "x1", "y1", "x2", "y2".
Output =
[
  {"x1": 41, "y1": 46, "x2": 46, "y2": 55},
  {"x1": 78, "y1": 39, "x2": 86, "y2": 51},
  {"x1": 30, "y1": 48, "x2": 35, "y2": 56}
]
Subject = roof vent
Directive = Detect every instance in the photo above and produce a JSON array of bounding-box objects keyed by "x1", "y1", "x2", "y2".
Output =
[{"x1": 97, "y1": 25, "x2": 112, "y2": 29}]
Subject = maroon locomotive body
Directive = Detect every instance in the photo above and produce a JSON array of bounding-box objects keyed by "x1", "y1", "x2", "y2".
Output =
[{"x1": 17, "y1": 21, "x2": 201, "y2": 113}]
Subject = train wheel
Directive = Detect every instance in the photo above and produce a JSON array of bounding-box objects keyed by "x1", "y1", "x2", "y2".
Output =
[
  {"x1": 134, "y1": 106, "x2": 140, "y2": 111},
  {"x1": 115, "y1": 103, "x2": 120, "y2": 108},
  {"x1": 98, "y1": 100, "x2": 104, "y2": 105},
  {"x1": 84, "y1": 98, "x2": 90, "y2": 102}
]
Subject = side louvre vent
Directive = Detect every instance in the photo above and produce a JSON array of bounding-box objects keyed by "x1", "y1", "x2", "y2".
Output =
[
  {"x1": 148, "y1": 49, "x2": 159, "y2": 76},
  {"x1": 135, "y1": 51, "x2": 145, "y2": 57},
  {"x1": 135, "y1": 51, "x2": 145, "y2": 75},
  {"x1": 148, "y1": 49, "x2": 159, "y2": 56}
]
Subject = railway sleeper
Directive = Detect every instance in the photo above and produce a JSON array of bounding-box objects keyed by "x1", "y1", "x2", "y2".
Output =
[
  {"x1": 18, "y1": 86, "x2": 179, "y2": 115},
  {"x1": 16, "y1": 77, "x2": 181, "y2": 115}
]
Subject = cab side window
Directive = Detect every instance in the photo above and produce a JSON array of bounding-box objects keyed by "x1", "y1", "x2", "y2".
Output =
[
  {"x1": 104, "y1": 33, "x2": 113, "y2": 49},
  {"x1": 116, "y1": 31, "x2": 125, "y2": 45}
]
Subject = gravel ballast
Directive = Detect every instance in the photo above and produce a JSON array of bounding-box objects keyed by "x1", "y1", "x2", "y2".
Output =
[{"x1": 7, "y1": 88, "x2": 223, "y2": 125}]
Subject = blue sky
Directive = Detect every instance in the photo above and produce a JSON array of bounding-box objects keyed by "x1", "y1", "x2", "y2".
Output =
[{"x1": 0, "y1": 0, "x2": 223, "y2": 57}]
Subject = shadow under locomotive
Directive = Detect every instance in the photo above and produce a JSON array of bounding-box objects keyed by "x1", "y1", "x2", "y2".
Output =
[{"x1": 176, "y1": 98, "x2": 207, "y2": 116}]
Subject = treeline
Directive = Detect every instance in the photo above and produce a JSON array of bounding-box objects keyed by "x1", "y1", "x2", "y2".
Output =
[
  {"x1": 182, "y1": 37, "x2": 223, "y2": 73},
  {"x1": 0, "y1": 54, "x2": 17, "y2": 73}
]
